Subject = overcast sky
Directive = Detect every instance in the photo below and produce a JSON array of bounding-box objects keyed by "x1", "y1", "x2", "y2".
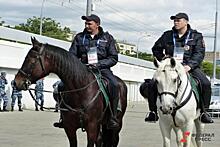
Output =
[{"x1": 0, "y1": 0, "x2": 219, "y2": 53}]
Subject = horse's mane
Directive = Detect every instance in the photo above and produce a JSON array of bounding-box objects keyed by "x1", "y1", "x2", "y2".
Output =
[{"x1": 44, "y1": 43, "x2": 89, "y2": 81}]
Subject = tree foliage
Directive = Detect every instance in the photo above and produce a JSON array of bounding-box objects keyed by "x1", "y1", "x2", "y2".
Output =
[
  {"x1": 201, "y1": 61, "x2": 220, "y2": 79},
  {"x1": 121, "y1": 51, "x2": 154, "y2": 62},
  {"x1": 14, "y1": 16, "x2": 71, "y2": 41}
]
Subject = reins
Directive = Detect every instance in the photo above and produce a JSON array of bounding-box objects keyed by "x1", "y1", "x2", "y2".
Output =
[{"x1": 27, "y1": 77, "x2": 99, "y2": 111}]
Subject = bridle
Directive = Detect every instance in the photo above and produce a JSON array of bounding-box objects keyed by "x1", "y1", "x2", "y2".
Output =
[
  {"x1": 157, "y1": 70, "x2": 182, "y2": 103},
  {"x1": 157, "y1": 69, "x2": 193, "y2": 127},
  {"x1": 18, "y1": 45, "x2": 46, "y2": 87}
]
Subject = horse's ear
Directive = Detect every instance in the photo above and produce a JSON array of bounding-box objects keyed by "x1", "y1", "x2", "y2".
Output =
[
  {"x1": 170, "y1": 57, "x2": 176, "y2": 67},
  {"x1": 31, "y1": 37, "x2": 40, "y2": 48},
  {"x1": 153, "y1": 57, "x2": 160, "y2": 68}
]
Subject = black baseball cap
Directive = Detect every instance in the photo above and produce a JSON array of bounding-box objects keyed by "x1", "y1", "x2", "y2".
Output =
[
  {"x1": 170, "y1": 13, "x2": 189, "y2": 21},
  {"x1": 81, "y1": 14, "x2": 101, "y2": 24}
]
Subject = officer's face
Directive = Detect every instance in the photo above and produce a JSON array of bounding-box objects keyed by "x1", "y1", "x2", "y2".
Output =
[
  {"x1": 85, "y1": 20, "x2": 99, "y2": 34},
  {"x1": 173, "y1": 18, "x2": 188, "y2": 30}
]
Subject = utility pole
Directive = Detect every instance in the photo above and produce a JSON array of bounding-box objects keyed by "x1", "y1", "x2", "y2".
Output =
[
  {"x1": 40, "y1": 0, "x2": 46, "y2": 35},
  {"x1": 212, "y1": 0, "x2": 218, "y2": 81},
  {"x1": 86, "y1": 0, "x2": 93, "y2": 16}
]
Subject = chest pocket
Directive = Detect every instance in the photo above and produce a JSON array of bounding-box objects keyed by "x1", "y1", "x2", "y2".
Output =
[
  {"x1": 98, "y1": 40, "x2": 108, "y2": 57},
  {"x1": 187, "y1": 40, "x2": 196, "y2": 50}
]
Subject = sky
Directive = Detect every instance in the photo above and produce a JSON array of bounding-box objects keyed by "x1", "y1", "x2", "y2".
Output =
[{"x1": 0, "y1": 0, "x2": 219, "y2": 53}]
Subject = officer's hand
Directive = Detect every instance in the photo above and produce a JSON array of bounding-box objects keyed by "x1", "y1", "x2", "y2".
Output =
[{"x1": 184, "y1": 65, "x2": 191, "y2": 72}]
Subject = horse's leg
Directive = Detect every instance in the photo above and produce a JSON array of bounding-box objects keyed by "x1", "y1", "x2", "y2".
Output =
[
  {"x1": 159, "y1": 119, "x2": 172, "y2": 147},
  {"x1": 63, "y1": 113, "x2": 78, "y2": 147},
  {"x1": 86, "y1": 122, "x2": 101, "y2": 147},
  {"x1": 194, "y1": 118, "x2": 205, "y2": 147},
  {"x1": 182, "y1": 120, "x2": 194, "y2": 147},
  {"x1": 64, "y1": 127, "x2": 77, "y2": 147},
  {"x1": 102, "y1": 125, "x2": 112, "y2": 147},
  {"x1": 112, "y1": 129, "x2": 120, "y2": 147},
  {"x1": 95, "y1": 127, "x2": 103, "y2": 147},
  {"x1": 173, "y1": 127, "x2": 183, "y2": 147}
]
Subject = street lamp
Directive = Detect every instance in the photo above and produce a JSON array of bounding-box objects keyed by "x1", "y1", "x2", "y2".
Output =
[
  {"x1": 136, "y1": 34, "x2": 151, "y2": 58},
  {"x1": 40, "y1": 0, "x2": 46, "y2": 35},
  {"x1": 212, "y1": 0, "x2": 218, "y2": 82}
]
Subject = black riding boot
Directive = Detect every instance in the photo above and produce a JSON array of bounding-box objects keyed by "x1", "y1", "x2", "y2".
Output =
[
  {"x1": 40, "y1": 102, "x2": 44, "y2": 111},
  {"x1": 200, "y1": 103, "x2": 213, "y2": 123},
  {"x1": 107, "y1": 97, "x2": 120, "y2": 130},
  {"x1": 18, "y1": 106, "x2": 23, "y2": 112},
  {"x1": 11, "y1": 106, "x2": 14, "y2": 112},
  {"x1": 145, "y1": 111, "x2": 159, "y2": 122},
  {"x1": 53, "y1": 113, "x2": 63, "y2": 128},
  {"x1": 35, "y1": 106, "x2": 39, "y2": 111},
  {"x1": 144, "y1": 80, "x2": 159, "y2": 122},
  {"x1": 3, "y1": 106, "x2": 9, "y2": 112}
]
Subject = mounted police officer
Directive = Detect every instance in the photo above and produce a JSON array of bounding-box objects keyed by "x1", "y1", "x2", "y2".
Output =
[
  {"x1": 143, "y1": 13, "x2": 213, "y2": 124},
  {"x1": 35, "y1": 78, "x2": 44, "y2": 111},
  {"x1": 0, "y1": 71, "x2": 9, "y2": 112},
  {"x1": 11, "y1": 79, "x2": 23, "y2": 111},
  {"x1": 53, "y1": 14, "x2": 120, "y2": 129}
]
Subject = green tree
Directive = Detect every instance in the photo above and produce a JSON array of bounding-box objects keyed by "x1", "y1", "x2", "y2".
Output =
[
  {"x1": 201, "y1": 61, "x2": 220, "y2": 79},
  {"x1": 14, "y1": 16, "x2": 71, "y2": 41}
]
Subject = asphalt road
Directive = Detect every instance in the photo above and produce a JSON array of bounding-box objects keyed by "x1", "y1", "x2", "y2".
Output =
[{"x1": 0, "y1": 103, "x2": 220, "y2": 147}]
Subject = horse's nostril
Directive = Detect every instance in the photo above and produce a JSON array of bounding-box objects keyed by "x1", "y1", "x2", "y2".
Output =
[{"x1": 170, "y1": 107, "x2": 173, "y2": 111}]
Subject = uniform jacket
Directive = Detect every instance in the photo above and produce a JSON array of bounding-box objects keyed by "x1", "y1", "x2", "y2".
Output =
[
  {"x1": 35, "y1": 79, "x2": 44, "y2": 93},
  {"x1": 69, "y1": 27, "x2": 118, "y2": 69},
  {"x1": 0, "y1": 76, "x2": 8, "y2": 90},
  {"x1": 152, "y1": 24, "x2": 205, "y2": 70},
  {"x1": 11, "y1": 80, "x2": 22, "y2": 97}
]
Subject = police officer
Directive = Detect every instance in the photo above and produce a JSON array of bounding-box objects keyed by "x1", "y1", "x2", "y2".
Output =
[
  {"x1": 144, "y1": 13, "x2": 213, "y2": 123},
  {"x1": 53, "y1": 14, "x2": 119, "y2": 129},
  {"x1": 0, "y1": 71, "x2": 9, "y2": 112},
  {"x1": 52, "y1": 80, "x2": 61, "y2": 112},
  {"x1": 35, "y1": 78, "x2": 44, "y2": 111},
  {"x1": 11, "y1": 79, "x2": 23, "y2": 111}
]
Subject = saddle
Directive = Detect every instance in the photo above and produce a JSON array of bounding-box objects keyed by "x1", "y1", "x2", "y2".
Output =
[
  {"x1": 89, "y1": 67, "x2": 121, "y2": 111},
  {"x1": 188, "y1": 75, "x2": 202, "y2": 108}
]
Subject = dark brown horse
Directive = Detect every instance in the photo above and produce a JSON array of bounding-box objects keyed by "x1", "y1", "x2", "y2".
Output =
[{"x1": 15, "y1": 37, "x2": 127, "y2": 147}]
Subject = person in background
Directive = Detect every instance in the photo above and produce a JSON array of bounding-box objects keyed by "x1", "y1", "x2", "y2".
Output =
[
  {"x1": 11, "y1": 79, "x2": 23, "y2": 111},
  {"x1": 52, "y1": 80, "x2": 61, "y2": 112},
  {"x1": 35, "y1": 78, "x2": 44, "y2": 111},
  {"x1": 0, "y1": 71, "x2": 9, "y2": 112}
]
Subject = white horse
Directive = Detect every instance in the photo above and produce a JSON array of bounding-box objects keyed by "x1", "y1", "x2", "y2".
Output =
[{"x1": 153, "y1": 57, "x2": 205, "y2": 147}]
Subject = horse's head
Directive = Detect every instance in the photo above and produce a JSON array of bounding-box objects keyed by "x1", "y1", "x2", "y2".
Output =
[
  {"x1": 153, "y1": 57, "x2": 184, "y2": 114},
  {"x1": 15, "y1": 37, "x2": 49, "y2": 90}
]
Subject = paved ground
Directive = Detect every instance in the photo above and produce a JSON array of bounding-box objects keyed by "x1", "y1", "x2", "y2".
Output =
[{"x1": 0, "y1": 103, "x2": 220, "y2": 147}]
